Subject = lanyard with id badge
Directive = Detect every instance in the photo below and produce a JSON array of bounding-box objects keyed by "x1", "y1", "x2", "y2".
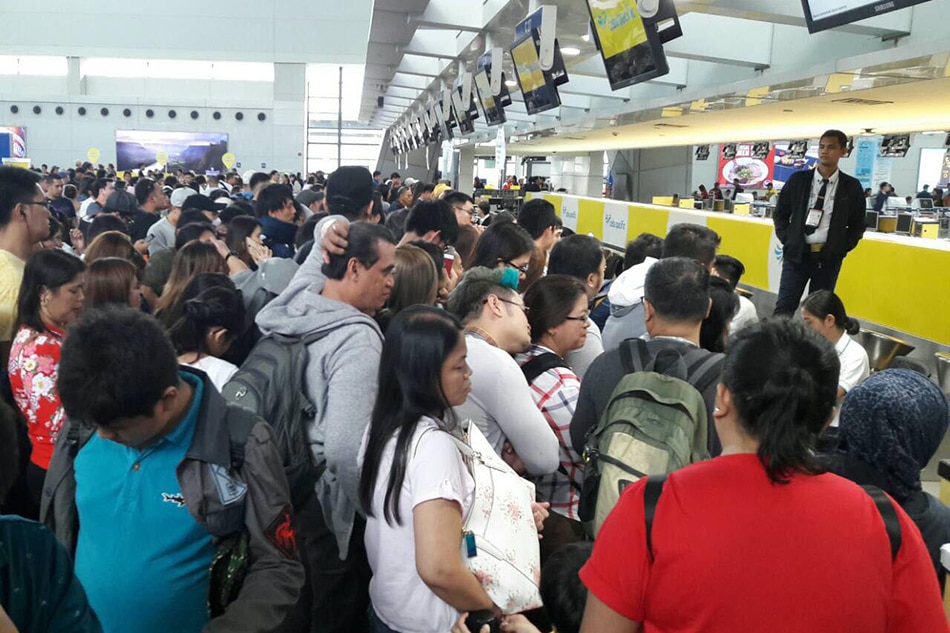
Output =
[{"x1": 805, "y1": 178, "x2": 830, "y2": 235}]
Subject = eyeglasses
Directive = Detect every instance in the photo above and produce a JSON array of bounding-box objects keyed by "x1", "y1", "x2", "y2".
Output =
[
  {"x1": 491, "y1": 297, "x2": 530, "y2": 314},
  {"x1": 564, "y1": 312, "x2": 590, "y2": 323},
  {"x1": 21, "y1": 201, "x2": 48, "y2": 209},
  {"x1": 502, "y1": 259, "x2": 530, "y2": 274}
]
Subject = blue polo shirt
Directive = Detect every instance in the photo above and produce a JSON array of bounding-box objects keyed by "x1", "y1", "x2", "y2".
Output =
[{"x1": 74, "y1": 374, "x2": 214, "y2": 633}]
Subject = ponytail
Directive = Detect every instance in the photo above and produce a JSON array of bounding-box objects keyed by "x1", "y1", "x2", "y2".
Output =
[
  {"x1": 723, "y1": 318, "x2": 840, "y2": 484},
  {"x1": 802, "y1": 290, "x2": 858, "y2": 335},
  {"x1": 168, "y1": 286, "x2": 246, "y2": 357}
]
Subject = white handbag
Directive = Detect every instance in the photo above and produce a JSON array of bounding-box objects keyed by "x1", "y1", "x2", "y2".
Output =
[{"x1": 449, "y1": 420, "x2": 543, "y2": 614}]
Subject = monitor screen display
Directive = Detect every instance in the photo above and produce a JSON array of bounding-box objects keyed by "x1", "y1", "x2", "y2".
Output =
[
  {"x1": 116, "y1": 130, "x2": 228, "y2": 173},
  {"x1": 476, "y1": 53, "x2": 514, "y2": 108},
  {"x1": 801, "y1": 0, "x2": 928, "y2": 34},
  {"x1": 586, "y1": 0, "x2": 670, "y2": 91},
  {"x1": 510, "y1": 30, "x2": 561, "y2": 115},
  {"x1": 474, "y1": 69, "x2": 506, "y2": 126},
  {"x1": 880, "y1": 134, "x2": 910, "y2": 158}
]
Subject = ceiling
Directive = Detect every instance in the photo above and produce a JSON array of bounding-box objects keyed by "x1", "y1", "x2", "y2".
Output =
[{"x1": 359, "y1": 0, "x2": 950, "y2": 153}]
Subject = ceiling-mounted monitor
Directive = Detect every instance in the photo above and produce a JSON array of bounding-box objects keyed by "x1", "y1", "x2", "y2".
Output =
[
  {"x1": 510, "y1": 29, "x2": 562, "y2": 115},
  {"x1": 514, "y1": 9, "x2": 570, "y2": 88},
  {"x1": 586, "y1": 0, "x2": 670, "y2": 91},
  {"x1": 801, "y1": 0, "x2": 929, "y2": 34},
  {"x1": 477, "y1": 52, "x2": 513, "y2": 108},
  {"x1": 474, "y1": 69, "x2": 506, "y2": 126},
  {"x1": 880, "y1": 134, "x2": 911, "y2": 158}
]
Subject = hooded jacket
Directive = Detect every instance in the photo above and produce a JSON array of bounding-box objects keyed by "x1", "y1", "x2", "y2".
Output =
[
  {"x1": 600, "y1": 257, "x2": 656, "y2": 352},
  {"x1": 255, "y1": 216, "x2": 383, "y2": 559}
]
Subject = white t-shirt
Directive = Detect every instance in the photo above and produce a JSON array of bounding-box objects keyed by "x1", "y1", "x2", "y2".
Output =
[
  {"x1": 830, "y1": 333, "x2": 870, "y2": 427},
  {"x1": 181, "y1": 355, "x2": 239, "y2": 392},
  {"x1": 565, "y1": 320, "x2": 604, "y2": 381},
  {"x1": 360, "y1": 416, "x2": 475, "y2": 633},
  {"x1": 730, "y1": 294, "x2": 759, "y2": 335}
]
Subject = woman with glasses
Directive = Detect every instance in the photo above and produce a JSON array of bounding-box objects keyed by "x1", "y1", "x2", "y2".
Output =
[
  {"x1": 470, "y1": 221, "x2": 534, "y2": 283},
  {"x1": 518, "y1": 275, "x2": 590, "y2": 561}
]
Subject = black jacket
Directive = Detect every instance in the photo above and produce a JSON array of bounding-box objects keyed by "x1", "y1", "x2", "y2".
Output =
[{"x1": 773, "y1": 169, "x2": 866, "y2": 264}]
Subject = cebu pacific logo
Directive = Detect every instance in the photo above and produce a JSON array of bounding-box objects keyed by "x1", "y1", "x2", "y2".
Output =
[{"x1": 774, "y1": 242, "x2": 784, "y2": 263}]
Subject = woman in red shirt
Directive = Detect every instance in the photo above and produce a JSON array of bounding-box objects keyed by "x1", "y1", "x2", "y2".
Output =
[
  {"x1": 8, "y1": 249, "x2": 85, "y2": 511},
  {"x1": 579, "y1": 318, "x2": 949, "y2": 633}
]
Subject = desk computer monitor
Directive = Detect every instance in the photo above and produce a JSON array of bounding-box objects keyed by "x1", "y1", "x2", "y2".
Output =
[
  {"x1": 916, "y1": 197, "x2": 934, "y2": 210},
  {"x1": 896, "y1": 213, "x2": 914, "y2": 234},
  {"x1": 887, "y1": 196, "x2": 908, "y2": 210},
  {"x1": 865, "y1": 211, "x2": 879, "y2": 231}
]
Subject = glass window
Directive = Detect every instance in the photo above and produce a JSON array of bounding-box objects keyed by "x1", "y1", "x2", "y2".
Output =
[{"x1": 0, "y1": 55, "x2": 67, "y2": 76}]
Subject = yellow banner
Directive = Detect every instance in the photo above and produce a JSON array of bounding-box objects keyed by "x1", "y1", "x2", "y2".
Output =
[{"x1": 589, "y1": 0, "x2": 648, "y2": 60}]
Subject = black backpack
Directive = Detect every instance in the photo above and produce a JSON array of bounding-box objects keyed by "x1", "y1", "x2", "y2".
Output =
[{"x1": 221, "y1": 331, "x2": 328, "y2": 510}]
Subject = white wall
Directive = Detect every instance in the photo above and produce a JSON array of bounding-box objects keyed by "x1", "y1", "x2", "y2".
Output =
[{"x1": 0, "y1": 67, "x2": 306, "y2": 172}]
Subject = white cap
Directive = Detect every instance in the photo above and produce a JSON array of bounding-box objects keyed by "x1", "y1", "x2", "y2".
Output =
[{"x1": 170, "y1": 187, "x2": 192, "y2": 208}]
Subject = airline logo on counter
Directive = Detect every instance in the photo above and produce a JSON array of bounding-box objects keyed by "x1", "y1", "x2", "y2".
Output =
[
  {"x1": 603, "y1": 201, "x2": 629, "y2": 248},
  {"x1": 560, "y1": 197, "x2": 579, "y2": 232}
]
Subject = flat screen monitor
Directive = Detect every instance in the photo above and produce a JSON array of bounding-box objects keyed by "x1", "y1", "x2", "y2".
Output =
[
  {"x1": 510, "y1": 30, "x2": 561, "y2": 116},
  {"x1": 474, "y1": 69, "x2": 506, "y2": 126},
  {"x1": 918, "y1": 197, "x2": 934, "y2": 209},
  {"x1": 896, "y1": 212, "x2": 914, "y2": 234},
  {"x1": 586, "y1": 0, "x2": 670, "y2": 91},
  {"x1": 865, "y1": 210, "x2": 879, "y2": 230},
  {"x1": 880, "y1": 134, "x2": 911, "y2": 158},
  {"x1": 476, "y1": 53, "x2": 513, "y2": 107},
  {"x1": 801, "y1": 0, "x2": 928, "y2": 34},
  {"x1": 116, "y1": 130, "x2": 228, "y2": 173},
  {"x1": 887, "y1": 196, "x2": 908, "y2": 210}
]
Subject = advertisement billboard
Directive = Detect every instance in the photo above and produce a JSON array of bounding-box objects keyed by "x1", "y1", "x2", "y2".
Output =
[{"x1": 115, "y1": 130, "x2": 229, "y2": 173}]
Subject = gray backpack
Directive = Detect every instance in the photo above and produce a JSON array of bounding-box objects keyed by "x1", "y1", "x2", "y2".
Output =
[
  {"x1": 579, "y1": 339, "x2": 721, "y2": 534},
  {"x1": 221, "y1": 331, "x2": 327, "y2": 510}
]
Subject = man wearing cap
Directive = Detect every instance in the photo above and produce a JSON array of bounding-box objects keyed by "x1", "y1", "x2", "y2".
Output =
[
  {"x1": 129, "y1": 178, "x2": 168, "y2": 242},
  {"x1": 773, "y1": 129, "x2": 866, "y2": 316},
  {"x1": 296, "y1": 189, "x2": 325, "y2": 216},
  {"x1": 146, "y1": 188, "x2": 187, "y2": 256}
]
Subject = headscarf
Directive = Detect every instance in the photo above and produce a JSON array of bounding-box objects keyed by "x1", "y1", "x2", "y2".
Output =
[{"x1": 838, "y1": 369, "x2": 950, "y2": 500}]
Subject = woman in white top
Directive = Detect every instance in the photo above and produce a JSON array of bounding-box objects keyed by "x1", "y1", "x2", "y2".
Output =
[
  {"x1": 358, "y1": 306, "x2": 493, "y2": 633},
  {"x1": 167, "y1": 274, "x2": 245, "y2": 391},
  {"x1": 800, "y1": 290, "x2": 870, "y2": 428}
]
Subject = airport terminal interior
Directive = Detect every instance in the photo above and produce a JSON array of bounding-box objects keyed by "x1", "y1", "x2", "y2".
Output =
[{"x1": 2, "y1": 0, "x2": 950, "y2": 631}]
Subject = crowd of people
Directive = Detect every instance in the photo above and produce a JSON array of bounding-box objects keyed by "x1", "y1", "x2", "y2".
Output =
[{"x1": 0, "y1": 158, "x2": 947, "y2": 633}]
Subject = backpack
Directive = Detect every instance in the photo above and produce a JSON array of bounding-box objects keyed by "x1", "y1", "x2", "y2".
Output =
[
  {"x1": 578, "y1": 338, "x2": 722, "y2": 535},
  {"x1": 642, "y1": 476, "x2": 902, "y2": 562},
  {"x1": 221, "y1": 331, "x2": 328, "y2": 510}
]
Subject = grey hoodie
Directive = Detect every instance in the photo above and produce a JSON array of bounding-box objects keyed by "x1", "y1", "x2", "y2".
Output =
[
  {"x1": 601, "y1": 257, "x2": 656, "y2": 352},
  {"x1": 255, "y1": 216, "x2": 383, "y2": 559}
]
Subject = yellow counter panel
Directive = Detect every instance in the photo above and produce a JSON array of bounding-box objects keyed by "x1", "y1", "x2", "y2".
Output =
[{"x1": 530, "y1": 193, "x2": 950, "y2": 346}]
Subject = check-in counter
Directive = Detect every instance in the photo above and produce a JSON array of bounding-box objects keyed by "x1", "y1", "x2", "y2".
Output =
[{"x1": 529, "y1": 192, "x2": 950, "y2": 346}]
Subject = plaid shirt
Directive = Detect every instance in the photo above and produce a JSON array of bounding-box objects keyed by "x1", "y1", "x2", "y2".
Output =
[{"x1": 516, "y1": 345, "x2": 584, "y2": 520}]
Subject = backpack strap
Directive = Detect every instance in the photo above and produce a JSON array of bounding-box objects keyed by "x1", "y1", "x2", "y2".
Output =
[
  {"x1": 643, "y1": 474, "x2": 667, "y2": 563},
  {"x1": 862, "y1": 485, "x2": 902, "y2": 561},
  {"x1": 683, "y1": 351, "x2": 725, "y2": 394},
  {"x1": 620, "y1": 338, "x2": 651, "y2": 374},
  {"x1": 225, "y1": 405, "x2": 260, "y2": 471},
  {"x1": 520, "y1": 352, "x2": 569, "y2": 384}
]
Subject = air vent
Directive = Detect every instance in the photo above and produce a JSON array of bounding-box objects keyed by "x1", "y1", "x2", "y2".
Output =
[
  {"x1": 831, "y1": 98, "x2": 894, "y2": 106},
  {"x1": 654, "y1": 122, "x2": 689, "y2": 129}
]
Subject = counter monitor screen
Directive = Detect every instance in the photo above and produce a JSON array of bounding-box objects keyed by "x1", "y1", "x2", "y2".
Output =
[
  {"x1": 801, "y1": 0, "x2": 928, "y2": 33},
  {"x1": 510, "y1": 30, "x2": 561, "y2": 115},
  {"x1": 474, "y1": 69, "x2": 506, "y2": 126},
  {"x1": 586, "y1": 0, "x2": 670, "y2": 91}
]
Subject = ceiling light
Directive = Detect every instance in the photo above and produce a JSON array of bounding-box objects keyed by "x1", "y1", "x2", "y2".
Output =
[
  {"x1": 581, "y1": 33, "x2": 590, "y2": 42},
  {"x1": 561, "y1": 47, "x2": 581, "y2": 56},
  {"x1": 505, "y1": 79, "x2": 517, "y2": 87}
]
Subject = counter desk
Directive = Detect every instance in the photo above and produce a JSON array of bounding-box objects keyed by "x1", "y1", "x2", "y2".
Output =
[{"x1": 528, "y1": 192, "x2": 950, "y2": 347}]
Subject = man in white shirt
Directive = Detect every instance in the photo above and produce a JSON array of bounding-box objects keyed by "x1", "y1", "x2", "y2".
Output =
[
  {"x1": 446, "y1": 267, "x2": 560, "y2": 477},
  {"x1": 146, "y1": 188, "x2": 187, "y2": 256},
  {"x1": 548, "y1": 234, "x2": 606, "y2": 379}
]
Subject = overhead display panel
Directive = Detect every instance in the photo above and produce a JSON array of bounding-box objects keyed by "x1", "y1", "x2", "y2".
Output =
[
  {"x1": 474, "y1": 69, "x2": 506, "y2": 126},
  {"x1": 116, "y1": 130, "x2": 228, "y2": 173},
  {"x1": 586, "y1": 0, "x2": 670, "y2": 91},
  {"x1": 511, "y1": 30, "x2": 562, "y2": 115},
  {"x1": 801, "y1": 0, "x2": 930, "y2": 34}
]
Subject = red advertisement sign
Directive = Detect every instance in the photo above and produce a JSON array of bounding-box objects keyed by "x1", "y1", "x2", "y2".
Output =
[{"x1": 718, "y1": 143, "x2": 775, "y2": 188}]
